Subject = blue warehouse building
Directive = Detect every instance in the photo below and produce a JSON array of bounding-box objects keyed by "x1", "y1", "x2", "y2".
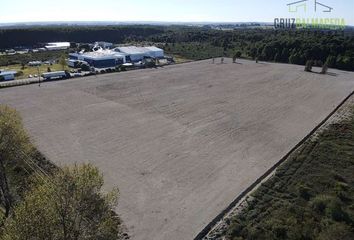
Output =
[{"x1": 69, "y1": 50, "x2": 126, "y2": 69}]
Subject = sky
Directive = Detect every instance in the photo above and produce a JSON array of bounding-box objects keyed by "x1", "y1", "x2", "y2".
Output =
[{"x1": 0, "y1": 0, "x2": 353, "y2": 25}]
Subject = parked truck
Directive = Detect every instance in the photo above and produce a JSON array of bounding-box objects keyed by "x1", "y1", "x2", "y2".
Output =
[{"x1": 42, "y1": 71, "x2": 69, "y2": 81}]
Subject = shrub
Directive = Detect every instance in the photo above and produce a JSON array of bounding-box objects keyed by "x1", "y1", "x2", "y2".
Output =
[
  {"x1": 298, "y1": 185, "x2": 312, "y2": 200},
  {"x1": 317, "y1": 223, "x2": 354, "y2": 240},
  {"x1": 233, "y1": 51, "x2": 242, "y2": 63},
  {"x1": 311, "y1": 195, "x2": 332, "y2": 213},
  {"x1": 273, "y1": 225, "x2": 287, "y2": 238},
  {"x1": 326, "y1": 199, "x2": 349, "y2": 222},
  {"x1": 2, "y1": 164, "x2": 123, "y2": 240},
  {"x1": 14, "y1": 71, "x2": 23, "y2": 77}
]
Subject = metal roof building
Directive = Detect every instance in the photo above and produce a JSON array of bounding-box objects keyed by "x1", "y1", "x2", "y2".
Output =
[
  {"x1": 144, "y1": 46, "x2": 164, "y2": 58},
  {"x1": 69, "y1": 50, "x2": 126, "y2": 69},
  {"x1": 115, "y1": 46, "x2": 164, "y2": 62},
  {"x1": 68, "y1": 46, "x2": 164, "y2": 69}
]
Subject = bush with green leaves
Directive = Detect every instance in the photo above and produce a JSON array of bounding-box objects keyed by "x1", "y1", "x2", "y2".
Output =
[{"x1": 2, "y1": 164, "x2": 123, "y2": 240}]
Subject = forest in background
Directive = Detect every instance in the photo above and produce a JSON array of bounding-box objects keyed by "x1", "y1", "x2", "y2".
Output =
[{"x1": 0, "y1": 26, "x2": 354, "y2": 71}]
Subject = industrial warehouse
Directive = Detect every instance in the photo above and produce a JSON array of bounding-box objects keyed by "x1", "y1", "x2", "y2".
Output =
[
  {"x1": 68, "y1": 45, "x2": 165, "y2": 69},
  {"x1": 0, "y1": 43, "x2": 167, "y2": 85}
]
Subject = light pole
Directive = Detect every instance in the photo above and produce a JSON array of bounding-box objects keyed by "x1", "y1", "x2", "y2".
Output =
[{"x1": 37, "y1": 66, "x2": 41, "y2": 87}]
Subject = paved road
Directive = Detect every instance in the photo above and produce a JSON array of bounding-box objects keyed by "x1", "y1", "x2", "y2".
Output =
[{"x1": 0, "y1": 59, "x2": 353, "y2": 240}]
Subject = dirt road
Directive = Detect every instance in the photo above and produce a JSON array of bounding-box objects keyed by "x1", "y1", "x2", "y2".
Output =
[{"x1": 1, "y1": 59, "x2": 353, "y2": 240}]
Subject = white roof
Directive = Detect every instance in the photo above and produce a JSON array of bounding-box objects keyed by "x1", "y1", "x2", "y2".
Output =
[
  {"x1": 95, "y1": 41, "x2": 113, "y2": 45},
  {"x1": 117, "y1": 46, "x2": 151, "y2": 55},
  {"x1": 116, "y1": 46, "x2": 163, "y2": 55},
  {"x1": 75, "y1": 49, "x2": 126, "y2": 60},
  {"x1": 46, "y1": 42, "x2": 70, "y2": 47},
  {"x1": 0, "y1": 70, "x2": 17, "y2": 76},
  {"x1": 145, "y1": 46, "x2": 163, "y2": 52}
]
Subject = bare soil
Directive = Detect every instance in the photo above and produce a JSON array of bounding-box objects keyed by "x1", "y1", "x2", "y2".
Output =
[{"x1": 0, "y1": 59, "x2": 353, "y2": 240}]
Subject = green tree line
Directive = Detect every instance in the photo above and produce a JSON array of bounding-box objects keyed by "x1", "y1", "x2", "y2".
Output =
[
  {"x1": 158, "y1": 28, "x2": 354, "y2": 71},
  {"x1": 0, "y1": 25, "x2": 165, "y2": 49},
  {"x1": 1, "y1": 26, "x2": 354, "y2": 71}
]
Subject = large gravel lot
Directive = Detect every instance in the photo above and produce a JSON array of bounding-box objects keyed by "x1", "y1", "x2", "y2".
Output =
[{"x1": 1, "y1": 59, "x2": 353, "y2": 240}]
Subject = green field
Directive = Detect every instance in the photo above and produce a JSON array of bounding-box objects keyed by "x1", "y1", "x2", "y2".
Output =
[{"x1": 226, "y1": 107, "x2": 354, "y2": 240}]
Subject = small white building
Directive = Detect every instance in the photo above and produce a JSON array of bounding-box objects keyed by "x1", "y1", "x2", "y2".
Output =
[
  {"x1": 0, "y1": 70, "x2": 17, "y2": 81},
  {"x1": 45, "y1": 42, "x2": 70, "y2": 51}
]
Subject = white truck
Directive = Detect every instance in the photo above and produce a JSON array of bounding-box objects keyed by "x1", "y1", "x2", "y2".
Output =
[{"x1": 42, "y1": 71, "x2": 68, "y2": 81}]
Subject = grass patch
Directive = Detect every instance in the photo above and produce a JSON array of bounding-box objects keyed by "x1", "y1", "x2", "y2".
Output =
[
  {"x1": 226, "y1": 108, "x2": 354, "y2": 240},
  {"x1": 2, "y1": 63, "x2": 69, "y2": 79}
]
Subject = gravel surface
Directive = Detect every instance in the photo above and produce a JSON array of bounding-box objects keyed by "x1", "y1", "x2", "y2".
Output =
[{"x1": 0, "y1": 58, "x2": 353, "y2": 240}]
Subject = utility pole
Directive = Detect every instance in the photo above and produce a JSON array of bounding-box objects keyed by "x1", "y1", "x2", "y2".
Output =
[{"x1": 37, "y1": 66, "x2": 41, "y2": 87}]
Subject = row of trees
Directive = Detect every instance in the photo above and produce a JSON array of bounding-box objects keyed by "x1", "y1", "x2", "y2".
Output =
[
  {"x1": 156, "y1": 28, "x2": 354, "y2": 71},
  {"x1": 0, "y1": 105, "x2": 124, "y2": 239},
  {"x1": 1, "y1": 26, "x2": 353, "y2": 70}
]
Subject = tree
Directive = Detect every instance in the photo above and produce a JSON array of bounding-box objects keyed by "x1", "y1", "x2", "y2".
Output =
[
  {"x1": 2, "y1": 164, "x2": 123, "y2": 240},
  {"x1": 305, "y1": 60, "x2": 313, "y2": 72},
  {"x1": 336, "y1": 55, "x2": 354, "y2": 71},
  {"x1": 20, "y1": 62, "x2": 25, "y2": 70},
  {"x1": 233, "y1": 51, "x2": 242, "y2": 63},
  {"x1": 289, "y1": 53, "x2": 306, "y2": 65},
  {"x1": 280, "y1": 48, "x2": 290, "y2": 63},
  {"x1": 249, "y1": 47, "x2": 257, "y2": 60},
  {"x1": 325, "y1": 55, "x2": 336, "y2": 68},
  {"x1": 59, "y1": 54, "x2": 67, "y2": 71},
  {"x1": 321, "y1": 63, "x2": 329, "y2": 74},
  {"x1": 261, "y1": 45, "x2": 276, "y2": 61},
  {"x1": 0, "y1": 105, "x2": 34, "y2": 224},
  {"x1": 274, "y1": 52, "x2": 281, "y2": 62}
]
